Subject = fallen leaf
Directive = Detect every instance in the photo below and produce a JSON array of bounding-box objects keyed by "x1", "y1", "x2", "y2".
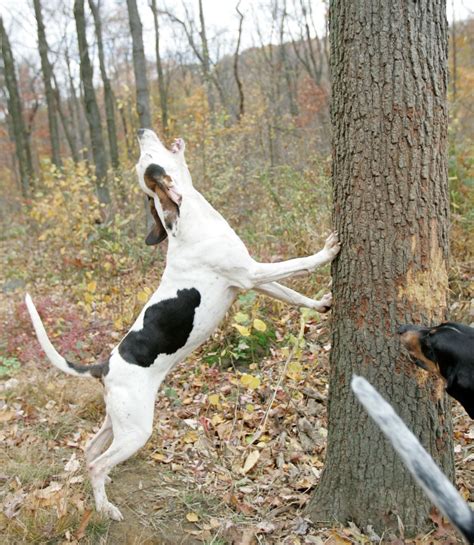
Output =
[
  {"x1": 75, "y1": 509, "x2": 92, "y2": 540},
  {"x1": 233, "y1": 324, "x2": 251, "y2": 337},
  {"x1": 3, "y1": 491, "x2": 26, "y2": 518},
  {"x1": 186, "y1": 511, "x2": 199, "y2": 522},
  {"x1": 208, "y1": 394, "x2": 220, "y2": 406},
  {"x1": 240, "y1": 373, "x2": 261, "y2": 390},
  {"x1": 242, "y1": 450, "x2": 260, "y2": 474},
  {"x1": 253, "y1": 318, "x2": 267, "y2": 332}
]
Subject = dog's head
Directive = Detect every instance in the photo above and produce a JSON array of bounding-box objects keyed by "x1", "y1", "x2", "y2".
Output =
[
  {"x1": 399, "y1": 322, "x2": 474, "y2": 418},
  {"x1": 135, "y1": 129, "x2": 193, "y2": 245},
  {"x1": 398, "y1": 322, "x2": 473, "y2": 379}
]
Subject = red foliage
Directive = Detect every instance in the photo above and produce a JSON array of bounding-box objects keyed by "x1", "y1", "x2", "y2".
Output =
[
  {"x1": 296, "y1": 76, "x2": 329, "y2": 127},
  {"x1": 6, "y1": 296, "x2": 112, "y2": 366}
]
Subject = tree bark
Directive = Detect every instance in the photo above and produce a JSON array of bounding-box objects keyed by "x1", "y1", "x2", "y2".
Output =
[
  {"x1": 33, "y1": 0, "x2": 62, "y2": 168},
  {"x1": 126, "y1": 0, "x2": 152, "y2": 129},
  {"x1": 0, "y1": 16, "x2": 34, "y2": 196},
  {"x1": 307, "y1": 0, "x2": 453, "y2": 535},
  {"x1": 74, "y1": 0, "x2": 111, "y2": 206},
  {"x1": 150, "y1": 0, "x2": 168, "y2": 133},
  {"x1": 89, "y1": 0, "x2": 120, "y2": 168}
]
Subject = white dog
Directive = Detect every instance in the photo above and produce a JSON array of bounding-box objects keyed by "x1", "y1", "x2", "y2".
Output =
[{"x1": 26, "y1": 129, "x2": 340, "y2": 520}]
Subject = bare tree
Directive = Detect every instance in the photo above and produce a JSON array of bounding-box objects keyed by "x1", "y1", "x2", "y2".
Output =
[
  {"x1": 65, "y1": 44, "x2": 88, "y2": 160},
  {"x1": 308, "y1": 0, "x2": 453, "y2": 534},
  {"x1": 33, "y1": 0, "x2": 62, "y2": 168},
  {"x1": 74, "y1": 0, "x2": 111, "y2": 206},
  {"x1": 162, "y1": 2, "x2": 228, "y2": 123},
  {"x1": 150, "y1": 0, "x2": 169, "y2": 133},
  {"x1": 289, "y1": 0, "x2": 326, "y2": 86},
  {"x1": 51, "y1": 72, "x2": 80, "y2": 163},
  {"x1": 233, "y1": 2, "x2": 245, "y2": 121},
  {"x1": 0, "y1": 16, "x2": 35, "y2": 196},
  {"x1": 126, "y1": 0, "x2": 152, "y2": 129},
  {"x1": 89, "y1": 0, "x2": 120, "y2": 168}
]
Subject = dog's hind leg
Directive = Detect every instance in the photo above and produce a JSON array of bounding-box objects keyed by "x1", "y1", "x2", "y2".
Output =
[
  {"x1": 85, "y1": 413, "x2": 113, "y2": 465},
  {"x1": 87, "y1": 386, "x2": 155, "y2": 521}
]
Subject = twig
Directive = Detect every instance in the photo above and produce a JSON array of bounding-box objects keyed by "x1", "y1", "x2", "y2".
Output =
[{"x1": 246, "y1": 344, "x2": 296, "y2": 448}]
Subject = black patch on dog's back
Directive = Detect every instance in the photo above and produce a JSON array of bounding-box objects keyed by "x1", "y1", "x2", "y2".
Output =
[{"x1": 118, "y1": 288, "x2": 201, "y2": 367}]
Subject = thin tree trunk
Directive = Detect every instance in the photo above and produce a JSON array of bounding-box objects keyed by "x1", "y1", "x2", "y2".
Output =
[
  {"x1": 126, "y1": 0, "x2": 152, "y2": 129},
  {"x1": 450, "y1": 0, "x2": 457, "y2": 101},
  {"x1": 0, "y1": 16, "x2": 34, "y2": 196},
  {"x1": 65, "y1": 46, "x2": 88, "y2": 160},
  {"x1": 88, "y1": 0, "x2": 120, "y2": 168},
  {"x1": 52, "y1": 72, "x2": 80, "y2": 163},
  {"x1": 198, "y1": 0, "x2": 215, "y2": 122},
  {"x1": 74, "y1": 0, "x2": 111, "y2": 206},
  {"x1": 150, "y1": 0, "x2": 168, "y2": 133},
  {"x1": 307, "y1": 0, "x2": 452, "y2": 535},
  {"x1": 33, "y1": 0, "x2": 62, "y2": 168},
  {"x1": 279, "y1": 2, "x2": 298, "y2": 117},
  {"x1": 233, "y1": 2, "x2": 245, "y2": 121}
]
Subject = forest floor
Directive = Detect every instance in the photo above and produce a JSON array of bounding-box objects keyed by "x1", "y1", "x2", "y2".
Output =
[
  {"x1": 0, "y1": 169, "x2": 473, "y2": 544},
  {"x1": 1, "y1": 270, "x2": 472, "y2": 544}
]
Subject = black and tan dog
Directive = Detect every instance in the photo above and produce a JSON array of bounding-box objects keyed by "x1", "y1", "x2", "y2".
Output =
[{"x1": 398, "y1": 322, "x2": 474, "y2": 418}]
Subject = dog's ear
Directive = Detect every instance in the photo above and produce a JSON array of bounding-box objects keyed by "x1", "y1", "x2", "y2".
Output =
[
  {"x1": 145, "y1": 197, "x2": 168, "y2": 246},
  {"x1": 144, "y1": 164, "x2": 181, "y2": 235}
]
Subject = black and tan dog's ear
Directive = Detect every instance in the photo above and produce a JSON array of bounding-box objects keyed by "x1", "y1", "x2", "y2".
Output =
[{"x1": 145, "y1": 197, "x2": 168, "y2": 245}]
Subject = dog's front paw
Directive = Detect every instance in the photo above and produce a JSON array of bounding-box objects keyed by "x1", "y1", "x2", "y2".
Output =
[
  {"x1": 171, "y1": 137, "x2": 185, "y2": 155},
  {"x1": 315, "y1": 292, "x2": 332, "y2": 313},
  {"x1": 323, "y1": 232, "x2": 341, "y2": 261},
  {"x1": 99, "y1": 501, "x2": 124, "y2": 521}
]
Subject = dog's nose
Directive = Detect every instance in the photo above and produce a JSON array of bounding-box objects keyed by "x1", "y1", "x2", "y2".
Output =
[
  {"x1": 137, "y1": 128, "x2": 146, "y2": 138},
  {"x1": 398, "y1": 324, "x2": 411, "y2": 335}
]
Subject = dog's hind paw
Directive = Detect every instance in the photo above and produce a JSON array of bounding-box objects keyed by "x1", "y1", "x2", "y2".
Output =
[{"x1": 99, "y1": 501, "x2": 124, "y2": 521}]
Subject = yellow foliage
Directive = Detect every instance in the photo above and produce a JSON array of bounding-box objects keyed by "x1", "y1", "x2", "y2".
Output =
[{"x1": 240, "y1": 373, "x2": 261, "y2": 390}]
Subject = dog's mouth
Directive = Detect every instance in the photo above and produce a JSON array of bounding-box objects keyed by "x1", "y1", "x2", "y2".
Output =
[{"x1": 166, "y1": 184, "x2": 182, "y2": 207}]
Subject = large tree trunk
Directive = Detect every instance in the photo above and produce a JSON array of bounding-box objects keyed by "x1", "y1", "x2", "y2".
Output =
[
  {"x1": 0, "y1": 16, "x2": 34, "y2": 196},
  {"x1": 126, "y1": 0, "x2": 152, "y2": 129},
  {"x1": 74, "y1": 0, "x2": 111, "y2": 206},
  {"x1": 33, "y1": 0, "x2": 62, "y2": 168},
  {"x1": 307, "y1": 0, "x2": 453, "y2": 535},
  {"x1": 150, "y1": 0, "x2": 168, "y2": 133},
  {"x1": 89, "y1": 0, "x2": 120, "y2": 169}
]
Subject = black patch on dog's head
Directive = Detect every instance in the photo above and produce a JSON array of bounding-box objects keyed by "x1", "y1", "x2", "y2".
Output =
[
  {"x1": 118, "y1": 288, "x2": 201, "y2": 367},
  {"x1": 399, "y1": 322, "x2": 474, "y2": 418}
]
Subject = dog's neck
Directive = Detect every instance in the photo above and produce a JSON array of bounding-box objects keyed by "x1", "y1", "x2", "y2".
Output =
[{"x1": 165, "y1": 187, "x2": 232, "y2": 249}]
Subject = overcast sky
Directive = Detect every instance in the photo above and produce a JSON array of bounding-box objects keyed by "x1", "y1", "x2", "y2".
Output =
[{"x1": 1, "y1": 0, "x2": 473, "y2": 71}]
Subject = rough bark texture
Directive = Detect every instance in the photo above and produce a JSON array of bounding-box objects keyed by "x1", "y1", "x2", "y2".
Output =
[
  {"x1": 1, "y1": 16, "x2": 34, "y2": 195},
  {"x1": 150, "y1": 0, "x2": 168, "y2": 133},
  {"x1": 33, "y1": 0, "x2": 62, "y2": 168},
  {"x1": 307, "y1": 0, "x2": 453, "y2": 535},
  {"x1": 127, "y1": 0, "x2": 152, "y2": 129},
  {"x1": 74, "y1": 0, "x2": 110, "y2": 206},
  {"x1": 89, "y1": 0, "x2": 120, "y2": 168}
]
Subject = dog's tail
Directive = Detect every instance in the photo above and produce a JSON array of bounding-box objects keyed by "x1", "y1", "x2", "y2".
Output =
[
  {"x1": 351, "y1": 375, "x2": 474, "y2": 544},
  {"x1": 25, "y1": 294, "x2": 109, "y2": 379}
]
